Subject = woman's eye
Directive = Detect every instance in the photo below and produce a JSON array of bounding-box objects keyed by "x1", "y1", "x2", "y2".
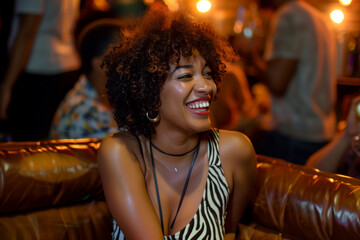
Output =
[
  {"x1": 203, "y1": 71, "x2": 212, "y2": 78},
  {"x1": 177, "y1": 74, "x2": 192, "y2": 80}
]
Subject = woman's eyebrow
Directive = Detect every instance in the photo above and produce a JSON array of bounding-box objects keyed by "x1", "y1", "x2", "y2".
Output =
[{"x1": 171, "y1": 64, "x2": 193, "y2": 75}]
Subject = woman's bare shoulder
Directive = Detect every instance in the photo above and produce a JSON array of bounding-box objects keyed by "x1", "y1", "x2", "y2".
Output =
[
  {"x1": 218, "y1": 129, "x2": 256, "y2": 162},
  {"x1": 98, "y1": 131, "x2": 141, "y2": 165},
  {"x1": 218, "y1": 130, "x2": 257, "y2": 193},
  {"x1": 100, "y1": 131, "x2": 136, "y2": 147}
]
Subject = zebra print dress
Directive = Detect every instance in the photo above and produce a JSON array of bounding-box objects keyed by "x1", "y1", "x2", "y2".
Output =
[{"x1": 112, "y1": 129, "x2": 230, "y2": 240}]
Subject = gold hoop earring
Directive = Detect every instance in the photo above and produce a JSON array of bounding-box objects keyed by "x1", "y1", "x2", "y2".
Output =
[{"x1": 146, "y1": 112, "x2": 160, "y2": 123}]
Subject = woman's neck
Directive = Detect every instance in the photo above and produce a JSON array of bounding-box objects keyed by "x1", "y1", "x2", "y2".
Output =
[{"x1": 150, "y1": 130, "x2": 201, "y2": 158}]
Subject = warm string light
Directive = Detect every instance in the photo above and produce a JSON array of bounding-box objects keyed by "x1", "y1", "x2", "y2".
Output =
[
  {"x1": 339, "y1": 0, "x2": 352, "y2": 6},
  {"x1": 330, "y1": 9, "x2": 344, "y2": 24},
  {"x1": 196, "y1": 0, "x2": 211, "y2": 13}
]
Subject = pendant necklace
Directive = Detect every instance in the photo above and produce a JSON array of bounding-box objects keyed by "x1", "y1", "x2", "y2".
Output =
[
  {"x1": 151, "y1": 137, "x2": 199, "y2": 173},
  {"x1": 149, "y1": 135, "x2": 201, "y2": 235}
]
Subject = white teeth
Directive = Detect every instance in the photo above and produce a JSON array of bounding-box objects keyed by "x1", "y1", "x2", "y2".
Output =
[{"x1": 188, "y1": 101, "x2": 209, "y2": 109}]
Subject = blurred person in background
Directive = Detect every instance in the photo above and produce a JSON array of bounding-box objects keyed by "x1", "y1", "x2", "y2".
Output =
[
  {"x1": 246, "y1": 0, "x2": 337, "y2": 165},
  {"x1": 210, "y1": 59, "x2": 270, "y2": 141},
  {"x1": 307, "y1": 95, "x2": 360, "y2": 179},
  {"x1": 49, "y1": 19, "x2": 121, "y2": 140},
  {"x1": 0, "y1": 0, "x2": 81, "y2": 141},
  {"x1": 211, "y1": 33, "x2": 271, "y2": 141},
  {"x1": 0, "y1": 1, "x2": 14, "y2": 142},
  {"x1": 0, "y1": 2, "x2": 14, "y2": 80}
]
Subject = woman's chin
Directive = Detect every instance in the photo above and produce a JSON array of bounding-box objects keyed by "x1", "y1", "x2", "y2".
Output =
[{"x1": 191, "y1": 119, "x2": 212, "y2": 133}]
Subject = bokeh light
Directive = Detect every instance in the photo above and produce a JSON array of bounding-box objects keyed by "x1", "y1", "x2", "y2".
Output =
[
  {"x1": 339, "y1": 0, "x2": 352, "y2": 6},
  {"x1": 330, "y1": 9, "x2": 344, "y2": 24},
  {"x1": 243, "y1": 28, "x2": 253, "y2": 38},
  {"x1": 163, "y1": 0, "x2": 179, "y2": 12},
  {"x1": 233, "y1": 20, "x2": 243, "y2": 34},
  {"x1": 196, "y1": 0, "x2": 211, "y2": 13}
]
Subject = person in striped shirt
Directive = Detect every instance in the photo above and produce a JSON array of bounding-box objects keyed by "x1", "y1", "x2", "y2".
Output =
[{"x1": 98, "y1": 4, "x2": 257, "y2": 240}]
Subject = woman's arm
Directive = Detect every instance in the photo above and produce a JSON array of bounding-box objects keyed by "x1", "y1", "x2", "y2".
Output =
[
  {"x1": 97, "y1": 134, "x2": 163, "y2": 240},
  {"x1": 306, "y1": 96, "x2": 360, "y2": 172},
  {"x1": 219, "y1": 130, "x2": 257, "y2": 238},
  {"x1": 306, "y1": 130, "x2": 351, "y2": 172}
]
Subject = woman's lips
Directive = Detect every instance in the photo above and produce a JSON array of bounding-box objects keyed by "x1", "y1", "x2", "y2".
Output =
[{"x1": 186, "y1": 100, "x2": 210, "y2": 116}]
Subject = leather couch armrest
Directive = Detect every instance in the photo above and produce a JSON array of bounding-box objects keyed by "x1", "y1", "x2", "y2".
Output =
[
  {"x1": 250, "y1": 155, "x2": 360, "y2": 240},
  {"x1": 0, "y1": 139, "x2": 103, "y2": 214}
]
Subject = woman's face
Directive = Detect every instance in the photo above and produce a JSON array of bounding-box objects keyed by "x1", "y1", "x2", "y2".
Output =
[{"x1": 158, "y1": 52, "x2": 217, "y2": 134}]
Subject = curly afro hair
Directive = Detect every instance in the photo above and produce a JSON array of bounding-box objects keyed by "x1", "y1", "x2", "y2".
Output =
[{"x1": 102, "y1": 4, "x2": 237, "y2": 137}]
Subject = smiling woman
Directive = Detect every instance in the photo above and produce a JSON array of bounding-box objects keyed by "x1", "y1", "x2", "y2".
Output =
[
  {"x1": 159, "y1": 53, "x2": 217, "y2": 134},
  {"x1": 98, "y1": 3, "x2": 257, "y2": 240}
]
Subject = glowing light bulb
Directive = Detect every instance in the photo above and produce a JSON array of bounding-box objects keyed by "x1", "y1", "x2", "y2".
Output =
[
  {"x1": 339, "y1": 0, "x2": 352, "y2": 6},
  {"x1": 330, "y1": 9, "x2": 344, "y2": 24},
  {"x1": 197, "y1": 0, "x2": 211, "y2": 13}
]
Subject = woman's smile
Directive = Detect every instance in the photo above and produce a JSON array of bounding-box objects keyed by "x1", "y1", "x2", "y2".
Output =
[
  {"x1": 158, "y1": 53, "x2": 217, "y2": 132},
  {"x1": 186, "y1": 97, "x2": 211, "y2": 116}
]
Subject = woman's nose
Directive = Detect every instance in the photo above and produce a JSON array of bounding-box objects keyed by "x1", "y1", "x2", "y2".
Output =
[{"x1": 194, "y1": 75, "x2": 214, "y2": 94}]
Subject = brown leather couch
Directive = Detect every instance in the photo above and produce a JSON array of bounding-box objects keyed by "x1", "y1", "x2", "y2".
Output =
[{"x1": 0, "y1": 139, "x2": 359, "y2": 240}]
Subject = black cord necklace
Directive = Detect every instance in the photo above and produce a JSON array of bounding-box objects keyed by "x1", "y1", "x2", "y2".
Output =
[
  {"x1": 149, "y1": 135, "x2": 201, "y2": 235},
  {"x1": 151, "y1": 139, "x2": 199, "y2": 157}
]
